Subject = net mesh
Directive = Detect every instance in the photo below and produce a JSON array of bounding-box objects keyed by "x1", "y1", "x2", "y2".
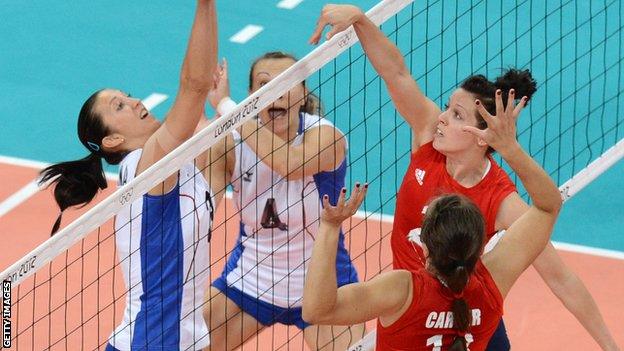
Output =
[{"x1": 2, "y1": 0, "x2": 623, "y2": 350}]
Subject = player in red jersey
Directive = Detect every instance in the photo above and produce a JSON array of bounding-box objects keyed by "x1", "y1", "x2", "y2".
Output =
[
  {"x1": 310, "y1": 4, "x2": 619, "y2": 351},
  {"x1": 302, "y1": 87, "x2": 562, "y2": 351}
]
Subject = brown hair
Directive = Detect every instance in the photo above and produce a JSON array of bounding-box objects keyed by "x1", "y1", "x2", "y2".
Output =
[
  {"x1": 249, "y1": 51, "x2": 324, "y2": 116},
  {"x1": 460, "y1": 68, "x2": 537, "y2": 153},
  {"x1": 420, "y1": 194, "x2": 485, "y2": 350}
]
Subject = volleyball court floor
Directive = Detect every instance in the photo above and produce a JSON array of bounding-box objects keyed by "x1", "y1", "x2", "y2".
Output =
[
  {"x1": 1, "y1": 158, "x2": 623, "y2": 350},
  {"x1": 2, "y1": 0, "x2": 624, "y2": 349}
]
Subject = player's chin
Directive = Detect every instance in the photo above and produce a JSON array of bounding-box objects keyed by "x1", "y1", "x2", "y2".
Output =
[{"x1": 432, "y1": 136, "x2": 444, "y2": 151}]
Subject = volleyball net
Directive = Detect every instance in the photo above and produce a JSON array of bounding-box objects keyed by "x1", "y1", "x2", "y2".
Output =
[{"x1": 2, "y1": 0, "x2": 624, "y2": 350}]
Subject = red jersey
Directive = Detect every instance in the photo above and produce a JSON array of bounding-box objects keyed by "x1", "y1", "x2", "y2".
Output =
[
  {"x1": 376, "y1": 261, "x2": 503, "y2": 351},
  {"x1": 392, "y1": 142, "x2": 516, "y2": 271}
]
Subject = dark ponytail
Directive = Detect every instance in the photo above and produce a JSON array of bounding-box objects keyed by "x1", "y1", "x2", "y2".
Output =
[
  {"x1": 40, "y1": 154, "x2": 108, "y2": 235},
  {"x1": 41, "y1": 89, "x2": 124, "y2": 235},
  {"x1": 448, "y1": 267, "x2": 471, "y2": 351},
  {"x1": 420, "y1": 194, "x2": 485, "y2": 351},
  {"x1": 461, "y1": 68, "x2": 537, "y2": 153},
  {"x1": 249, "y1": 51, "x2": 325, "y2": 117}
]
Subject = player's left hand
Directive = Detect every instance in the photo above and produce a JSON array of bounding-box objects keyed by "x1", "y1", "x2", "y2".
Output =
[
  {"x1": 462, "y1": 89, "x2": 528, "y2": 154},
  {"x1": 321, "y1": 183, "x2": 368, "y2": 227},
  {"x1": 309, "y1": 4, "x2": 364, "y2": 45}
]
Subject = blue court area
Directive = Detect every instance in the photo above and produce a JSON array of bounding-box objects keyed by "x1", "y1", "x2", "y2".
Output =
[{"x1": 1, "y1": 0, "x2": 622, "y2": 252}]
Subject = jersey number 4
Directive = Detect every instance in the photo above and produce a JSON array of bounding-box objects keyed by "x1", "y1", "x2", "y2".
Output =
[{"x1": 426, "y1": 333, "x2": 474, "y2": 350}]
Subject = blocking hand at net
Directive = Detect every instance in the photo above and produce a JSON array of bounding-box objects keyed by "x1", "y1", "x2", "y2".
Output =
[
  {"x1": 320, "y1": 183, "x2": 368, "y2": 231},
  {"x1": 309, "y1": 4, "x2": 364, "y2": 44},
  {"x1": 208, "y1": 58, "x2": 232, "y2": 116},
  {"x1": 461, "y1": 88, "x2": 528, "y2": 156}
]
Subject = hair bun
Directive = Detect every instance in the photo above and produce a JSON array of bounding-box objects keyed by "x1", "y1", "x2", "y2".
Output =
[{"x1": 494, "y1": 68, "x2": 537, "y2": 104}]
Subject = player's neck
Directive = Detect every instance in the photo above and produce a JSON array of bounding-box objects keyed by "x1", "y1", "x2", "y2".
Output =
[{"x1": 444, "y1": 150, "x2": 489, "y2": 187}]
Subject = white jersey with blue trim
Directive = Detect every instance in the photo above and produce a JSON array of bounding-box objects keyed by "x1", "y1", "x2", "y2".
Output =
[
  {"x1": 223, "y1": 113, "x2": 357, "y2": 308},
  {"x1": 108, "y1": 149, "x2": 214, "y2": 351}
]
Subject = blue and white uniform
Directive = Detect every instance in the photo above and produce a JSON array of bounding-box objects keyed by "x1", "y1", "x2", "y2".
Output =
[
  {"x1": 107, "y1": 149, "x2": 214, "y2": 351},
  {"x1": 213, "y1": 113, "x2": 358, "y2": 329}
]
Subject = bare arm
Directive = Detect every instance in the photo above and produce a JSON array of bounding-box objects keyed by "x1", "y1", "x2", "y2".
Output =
[
  {"x1": 208, "y1": 61, "x2": 346, "y2": 180},
  {"x1": 302, "y1": 184, "x2": 412, "y2": 326},
  {"x1": 464, "y1": 90, "x2": 561, "y2": 297},
  {"x1": 496, "y1": 194, "x2": 620, "y2": 351},
  {"x1": 310, "y1": 4, "x2": 440, "y2": 148},
  {"x1": 138, "y1": 0, "x2": 217, "y2": 194},
  {"x1": 239, "y1": 120, "x2": 346, "y2": 180}
]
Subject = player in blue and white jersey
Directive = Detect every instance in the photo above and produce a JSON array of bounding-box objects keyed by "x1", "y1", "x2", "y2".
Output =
[
  {"x1": 40, "y1": 1, "x2": 227, "y2": 350},
  {"x1": 203, "y1": 53, "x2": 365, "y2": 351}
]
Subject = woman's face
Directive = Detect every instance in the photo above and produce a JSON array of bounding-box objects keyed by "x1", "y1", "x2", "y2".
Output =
[
  {"x1": 432, "y1": 88, "x2": 486, "y2": 155},
  {"x1": 94, "y1": 89, "x2": 160, "y2": 149},
  {"x1": 250, "y1": 58, "x2": 306, "y2": 138}
]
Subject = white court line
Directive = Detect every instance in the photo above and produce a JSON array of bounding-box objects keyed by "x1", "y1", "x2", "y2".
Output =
[
  {"x1": 553, "y1": 241, "x2": 624, "y2": 260},
  {"x1": 277, "y1": 0, "x2": 304, "y2": 10},
  {"x1": 0, "y1": 181, "x2": 40, "y2": 217},
  {"x1": 0, "y1": 155, "x2": 48, "y2": 169},
  {"x1": 141, "y1": 93, "x2": 168, "y2": 110},
  {"x1": 229, "y1": 25, "x2": 263, "y2": 44},
  {"x1": 0, "y1": 159, "x2": 117, "y2": 218},
  {"x1": 0, "y1": 156, "x2": 117, "y2": 182},
  {"x1": 0, "y1": 94, "x2": 167, "y2": 217},
  {"x1": 1, "y1": 160, "x2": 622, "y2": 260}
]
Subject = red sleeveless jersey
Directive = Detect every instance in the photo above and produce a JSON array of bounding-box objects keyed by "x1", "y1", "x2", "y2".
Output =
[
  {"x1": 376, "y1": 261, "x2": 503, "y2": 351},
  {"x1": 392, "y1": 142, "x2": 516, "y2": 271}
]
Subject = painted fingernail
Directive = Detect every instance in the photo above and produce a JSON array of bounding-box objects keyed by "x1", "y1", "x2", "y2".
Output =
[
  {"x1": 355, "y1": 182, "x2": 360, "y2": 188},
  {"x1": 342, "y1": 188, "x2": 347, "y2": 193},
  {"x1": 475, "y1": 100, "x2": 480, "y2": 105},
  {"x1": 323, "y1": 194, "x2": 329, "y2": 199},
  {"x1": 496, "y1": 89, "x2": 502, "y2": 96},
  {"x1": 364, "y1": 183, "x2": 369, "y2": 189},
  {"x1": 509, "y1": 89, "x2": 515, "y2": 95}
]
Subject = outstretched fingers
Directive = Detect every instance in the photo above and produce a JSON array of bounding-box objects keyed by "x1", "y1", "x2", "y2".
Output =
[
  {"x1": 220, "y1": 58, "x2": 229, "y2": 78},
  {"x1": 495, "y1": 89, "x2": 505, "y2": 119},
  {"x1": 322, "y1": 194, "x2": 332, "y2": 210},
  {"x1": 475, "y1": 99, "x2": 496, "y2": 127},
  {"x1": 321, "y1": 183, "x2": 369, "y2": 222},
  {"x1": 337, "y1": 187, "x2": 347, "y2": 208},
  {"x1": 506, "y1": 89, "x2": 516, "y2": 115},
  {"x1": 309, "y1": 17, "x2": 329, "y2": 45},
  {"x1": 462, "y1": 125, "x2": 487, "y2": 140},
  {"x1": 346, "y1": 182, "x2": 368, "y2": 215},
  {"x1": 513, "y1": 95, "x2": 528, "y2": 120}
]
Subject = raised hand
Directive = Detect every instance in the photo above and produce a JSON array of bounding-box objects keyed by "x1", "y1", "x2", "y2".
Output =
[
  {"x1": 321, "y1": 183, "x2": 368, "y2": 227},
  {"x1": 207, "y1": 58, "x2": 230, "y2": 110},
  {"x1": 309, "y1": 4, "x2": 364, "y2": 45},
  {"x1": 462, "y1": 89, "x2": 528, "y2": 154}
]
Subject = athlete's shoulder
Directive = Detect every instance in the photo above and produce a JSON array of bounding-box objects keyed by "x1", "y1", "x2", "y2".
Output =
[
  {"x1": 118, "y1": 149, "x2": 143, "y2": 186},
  {"x1": 301, "y1": 113, "x2": 342, "y2": 132},
  {"x1": 411, "y1": 141, "x2": 444, "y2": 166}
]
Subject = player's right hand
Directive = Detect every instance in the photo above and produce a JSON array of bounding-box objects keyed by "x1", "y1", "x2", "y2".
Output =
[
  {"x1": 320, "y1": 183, "x2": 368, "y2": 227},
  {"x1": 208, "y1": 58, "x2": 230, "y2": 110},
  {"x1": 309, "y1": 4, "x2": 364, "y2": 45}
]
